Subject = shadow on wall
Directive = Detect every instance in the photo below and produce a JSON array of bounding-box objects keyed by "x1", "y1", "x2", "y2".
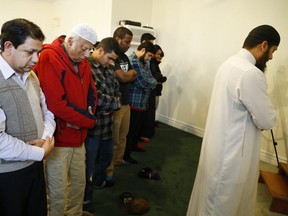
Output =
[
  {"x1": 158, "y1": 61, "x2": 214, "y2": 132},
  {"x1": 158, "y1": 63, "x2": 181, "y2": 117},
  {"x1": 158, "y1": 63, "x2": 197, "y2": 119},
  {"x1": 269, "y1": 65, "x2": 288, "y2": 159}
]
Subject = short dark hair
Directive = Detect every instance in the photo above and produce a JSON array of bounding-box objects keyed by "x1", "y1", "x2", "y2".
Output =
[
  {"x1": 58, "y1": 35, "x2": 66, "y2": 40},
  {"x1": 113, "y1": 27, "x2": 133, "y2": 39},
  {"x1": 140, "y1": 33, "x2": 156, "y2": 43},
  {"x1": 137, "y1": 41, "x2": 156, "y2": 54},
  {"x1": 242, "y1": 25, "x2": 280, "y2": 49},
  {"x1": 96, "y1": 37, "x2": 121, "y2": 56},
  {"x1": 0, "y1": 18, "x2": 45, "y2": 50}
]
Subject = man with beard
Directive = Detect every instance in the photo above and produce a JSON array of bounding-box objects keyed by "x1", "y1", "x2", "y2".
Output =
[
  {"x1": 126, "y1": 42, "x2": 157, "y2": 159},
  {"x1": 186, "y1": 25, "x2": 280, "y2": 216},
  {"x1": 83, "y1": 37, "x2": 121, "y2": 214},
  {"x1": 106, "y1": 27, "x2": 137, "y2": 175}
]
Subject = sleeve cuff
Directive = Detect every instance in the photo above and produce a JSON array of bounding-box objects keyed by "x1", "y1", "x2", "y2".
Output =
[{"x1": 28, "y1": 146, "x2": 45, "y2": 161}]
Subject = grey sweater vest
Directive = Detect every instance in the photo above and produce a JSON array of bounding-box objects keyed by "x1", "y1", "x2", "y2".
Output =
[{"x1": 0, "y1": 70, "x2": 44, "y2": 173}]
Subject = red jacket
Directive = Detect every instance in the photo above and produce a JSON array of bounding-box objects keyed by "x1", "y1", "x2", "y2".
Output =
[{"x1": 34, "y1": 38, "x2": 97, "y2": 147}]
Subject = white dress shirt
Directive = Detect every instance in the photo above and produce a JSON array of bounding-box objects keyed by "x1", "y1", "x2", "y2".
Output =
[{"x1": 0, "y1": 55, "x2": 55, "y2": 161}]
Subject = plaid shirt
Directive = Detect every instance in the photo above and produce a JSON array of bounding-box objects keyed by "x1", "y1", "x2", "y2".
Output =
[
  {"x1": 87, "y1": 58, "x2": 121, "y2": 140},
  {"x1": 129, "y1": 52, "x2": 157, "y2": 110}
]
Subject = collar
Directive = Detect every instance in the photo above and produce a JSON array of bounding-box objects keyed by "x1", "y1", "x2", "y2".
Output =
[
  {"x1": 239, "y1": 48, "x2": 256, "y2": 65},
  {"x1": 0, "y1": 54, "x2": 30, "y2": 82}
]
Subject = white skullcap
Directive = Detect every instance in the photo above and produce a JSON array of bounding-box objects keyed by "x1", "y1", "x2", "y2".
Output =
[{"x1": 72, "y1": 23, "x2": 97, "y2": 44}]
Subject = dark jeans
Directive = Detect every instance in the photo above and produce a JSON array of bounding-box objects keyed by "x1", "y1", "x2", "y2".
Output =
[
  {"x1": 141, "y1": 90, "x2": 156, "y2": 138},
  {"x1": 84, "y1": 136, "x2": 113, "y2": 202},
  {"x1": 125, "y1": 109, "x2": 145, "y2": 158},
  {"x1": 0, "y1": 161, "x2": 47, "y2": 216}
]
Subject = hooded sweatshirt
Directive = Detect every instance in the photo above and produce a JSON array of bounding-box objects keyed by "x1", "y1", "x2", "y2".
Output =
[{"x1": 34, "y1": 38, "x2": 97, "y2": 147}]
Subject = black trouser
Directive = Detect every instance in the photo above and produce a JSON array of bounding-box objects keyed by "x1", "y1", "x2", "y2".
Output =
[
  {"x1": 141, "y1": 90, "x2": 156, "y2": 138},
  {"x1": 125, "y1": 109, "x2": 145, "y2": 158},
  {"x1": 0, "y1": 161, "x2": 47, "y2": 216}
]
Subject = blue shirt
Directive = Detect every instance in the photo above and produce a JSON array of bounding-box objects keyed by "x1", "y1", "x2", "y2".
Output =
[{"x1": 128, "y1": 52, "x2": 157, "y2": 110}]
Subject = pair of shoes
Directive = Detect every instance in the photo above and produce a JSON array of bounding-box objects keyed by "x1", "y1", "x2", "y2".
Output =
[
  {"x1": 119, "y1": 192, "x2": 150, "y2": 215},
  {"x1": 124, "y1": 156, "x2": 138, "y2": 164},
  {"x1": 138, "y1": 167, "x2": 161, "y2": 180},
  {"x1": 140, "y1": 137, "x2": 150, "y2": 143},
  {"x1": 83, "y1": 202, "x2": 95, "y2": 214}
]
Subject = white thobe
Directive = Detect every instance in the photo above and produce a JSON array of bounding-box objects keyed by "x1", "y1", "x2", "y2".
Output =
[{"x1": 186, "y1": 49, "x2": 277, "y2": 216}]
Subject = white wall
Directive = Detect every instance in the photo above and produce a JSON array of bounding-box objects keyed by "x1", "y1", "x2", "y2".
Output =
[
  {"x1": 1, "y1": 0, "x2": 54, "y2": 43},
  {"x1": 151, "y1": 0, "x2": 288, "y2": 163},
  {"x1": 51, "y1": 0, "x2": 113, "y2": 42},
  {"x1": 1, "y1": 0, "x2": 113, "y2": 43}
]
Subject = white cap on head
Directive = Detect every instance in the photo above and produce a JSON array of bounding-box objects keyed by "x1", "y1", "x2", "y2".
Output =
[{"x1": 72, "y1": 23, "x2": 97, "y2": 44}]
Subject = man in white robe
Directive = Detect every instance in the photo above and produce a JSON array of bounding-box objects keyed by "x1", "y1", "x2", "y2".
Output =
[{"x1": 186, "y1": 25, "x2": 280, "y2": 216}]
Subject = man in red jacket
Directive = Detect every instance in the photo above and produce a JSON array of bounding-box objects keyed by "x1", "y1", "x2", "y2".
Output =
[{"x1": 34, "y1": 23, "x2": 98, "y2": 216}]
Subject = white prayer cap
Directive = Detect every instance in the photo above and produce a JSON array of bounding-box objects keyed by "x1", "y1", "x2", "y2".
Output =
[{"x1": 72, "y1": 23, "x2": 97, "y2": 44}]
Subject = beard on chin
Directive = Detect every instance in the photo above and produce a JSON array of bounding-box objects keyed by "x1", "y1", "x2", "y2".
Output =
[
  {"x1": 255, "y1": 50, "x2": 269, "y2": 72},
  {"x1": 139, "y1": 56, "x2": 146, "y2": 65}
]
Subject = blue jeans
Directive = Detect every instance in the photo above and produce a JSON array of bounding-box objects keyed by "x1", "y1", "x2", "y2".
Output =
[{"x1": 84, "y1": 136, "x2": 113, "y2": 202}]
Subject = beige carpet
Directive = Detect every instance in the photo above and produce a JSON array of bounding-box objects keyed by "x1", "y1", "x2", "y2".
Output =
[{"x1": 257, "y1": 161, "x2": 287, "y2": 216}]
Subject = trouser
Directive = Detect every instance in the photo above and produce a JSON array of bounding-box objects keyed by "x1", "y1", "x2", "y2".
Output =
[
  {"x1": 125, "y1": 108, "x2": 145, "y2": 158},
  {"x1": 141, "y1": 91, "x2": 156, "y2": 138},
  {"x1": 0, "y1": 162, "x2": 47, "y2": 216},
  {"x1": 107, "y1": 105, "x2": 130, "y2": 177},
  {"x1": 84, "y1": 136, "x2": 113, "y2": 201},
  {"x1": 45, "y1": 145, "x2": 85, "y2": 216}
]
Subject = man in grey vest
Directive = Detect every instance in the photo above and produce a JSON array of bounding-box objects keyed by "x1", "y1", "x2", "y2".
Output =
[{"x1": 0, "y1": 18, "x2": 55, "y2": 216}]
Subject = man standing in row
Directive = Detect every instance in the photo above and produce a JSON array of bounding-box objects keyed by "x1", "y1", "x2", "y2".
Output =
[
  {"x1": 34, "y1": 24, "x2": 98, "y2": 216},
  {"x1": 0, "y1": 18, "x2": 55, "y2": 216},
  {"x1": 106, "y1": 26, "x2": 138, "y2": 174},
  {"x1": 125, "y1": 42, "x2": 157, "y2": 159},
  {"x1": 83, "y1": 37, "x2": 121, "y2": 214}
]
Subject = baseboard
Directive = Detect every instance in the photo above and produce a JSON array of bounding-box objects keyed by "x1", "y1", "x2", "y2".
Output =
[
  {"x1": 156, "y1": 114, "x2": 287, "y2": 165},
  {"x1": 260, "y1": 149, "x2": 287, "y2": 165},
  {"x1": 156, "y1": 113, "x2": 204, "y2": 138}
]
